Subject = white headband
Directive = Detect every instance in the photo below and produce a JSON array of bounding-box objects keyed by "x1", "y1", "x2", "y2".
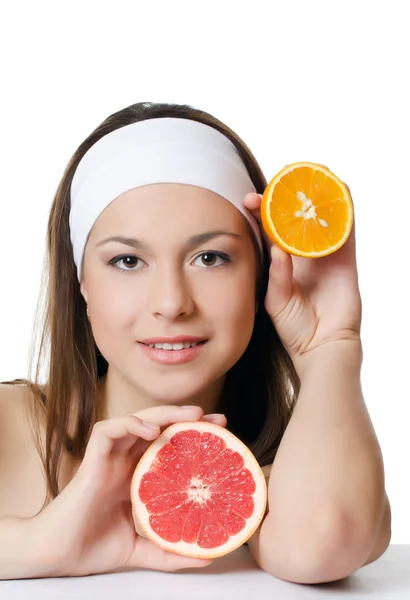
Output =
[{"x1": 69, "y1": 117, "x2": 263, "y2": 281}]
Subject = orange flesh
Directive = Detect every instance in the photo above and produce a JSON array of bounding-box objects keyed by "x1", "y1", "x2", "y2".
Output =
[{"x1": 261, "y1": 163, "x2": 353, "y2": 256}]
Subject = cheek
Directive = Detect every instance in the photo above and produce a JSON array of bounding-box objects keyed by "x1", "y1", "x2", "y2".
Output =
[
  {"x1": 88, "y1": 279, "x2": 144, "y2": 339},
  {"x1": 219, "y1": 296, "x2": 255, "y2": 336},
  {"x1": 211, "y1": 274, "x2": 256, "y2": 342}
]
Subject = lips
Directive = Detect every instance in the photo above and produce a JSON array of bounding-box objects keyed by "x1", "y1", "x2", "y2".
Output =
[
  {"x1": 139, "y1": 336, "x2": 206, "y2": 345},
  {"x1": 138, "y1": 339, "x2": 207, "y2": 365}
]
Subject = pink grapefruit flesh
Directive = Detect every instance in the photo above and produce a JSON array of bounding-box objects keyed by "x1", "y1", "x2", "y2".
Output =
[{"x1": 130, "y1": 421, "x2": 267, "y2": 558}]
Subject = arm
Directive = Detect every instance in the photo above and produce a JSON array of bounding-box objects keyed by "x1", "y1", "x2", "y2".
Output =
[
  {"x1": 248, "y1": 341, "x2": 390, "y2": 583},
  {"x1": 362, "y1": 492, "x2": 391, "y2": 566},
  {"x1": 0, "y1": 517, "x2": 52, "y2": 580},
  {"x1": 0, "y1": 404, "x2": 222, "y2": 579},
  {"x1": 0, "y1": 386, "x2": 55, "y2": 579}
]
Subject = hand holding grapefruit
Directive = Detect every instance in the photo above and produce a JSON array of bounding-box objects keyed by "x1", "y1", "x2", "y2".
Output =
[
  {"x1": 32, "y1": 406, "x2": 226, "y2": 577},
  {"x1": 131, "y1": 421, "x2": 267, "y2": 559}
]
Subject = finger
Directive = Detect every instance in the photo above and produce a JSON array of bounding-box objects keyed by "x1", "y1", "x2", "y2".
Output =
[
  {"x1": 131, "y1": 536, "x2": 213, "y2": 573},
  {"x1": 264, "y1": 244, "x2": 294, "y2": 318},
  {"x1": 132, "y1": 405, "x2": 205, "y2": 430},
  {"x1": 85, "y1": 415, "x2": 160, "y2": 461},
  {"x1": 243, "y1": 194, "x2": 263, "y2": 235},
  {"x1": 202, "y1": 413, "x2": 227, "y2": 427},
  {"x1": 243, "y1": 191, "x2": 262, "y2": 208},
  {"x1": 127, "y1": 411, "x2": 227, "y2": 467}
]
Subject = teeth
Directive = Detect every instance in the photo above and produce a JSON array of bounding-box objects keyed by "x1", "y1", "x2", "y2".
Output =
[
  {"x1": 147, "y1": 342, "x2": 199, "y2": 350},
  {"x1": 183, "y1": 342, "x2": 196, "y2": 349}
]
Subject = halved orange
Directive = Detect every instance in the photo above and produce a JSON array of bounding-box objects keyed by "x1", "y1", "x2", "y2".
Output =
[{"x1": 260, "y1": 162, "x2": 354, "y2": 258}]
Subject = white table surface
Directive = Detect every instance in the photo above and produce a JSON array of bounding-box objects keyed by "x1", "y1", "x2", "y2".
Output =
[{"x1": 1, "y1": 544, "x2": 409, "y2": 599}]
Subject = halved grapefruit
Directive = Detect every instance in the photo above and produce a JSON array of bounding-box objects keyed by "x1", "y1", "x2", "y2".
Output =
[{"x1": 131, "y1": 421, "x2": 267, "y2": 558}]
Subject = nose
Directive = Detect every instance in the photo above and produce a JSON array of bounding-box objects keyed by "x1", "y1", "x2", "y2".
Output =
[{"x1": 148, "y1": 262, "x2": 195, "y2": 320}]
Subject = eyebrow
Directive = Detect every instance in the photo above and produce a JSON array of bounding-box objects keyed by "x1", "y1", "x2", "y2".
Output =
[{"x1": 95, "y1": 230, "x2": 243, "y2": 251}]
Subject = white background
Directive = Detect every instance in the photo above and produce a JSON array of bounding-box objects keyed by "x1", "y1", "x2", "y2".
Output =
[{"x1": 0, "y1": 1, "x2": 408, "y2": 543}]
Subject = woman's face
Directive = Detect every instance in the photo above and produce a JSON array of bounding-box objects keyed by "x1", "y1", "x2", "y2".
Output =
[{"x1": 81, "y1": 183, "x2": 258, "y2": 405}]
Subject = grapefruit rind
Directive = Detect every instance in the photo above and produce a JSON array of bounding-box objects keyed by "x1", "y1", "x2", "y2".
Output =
[
  {"x1": 130, "y1": 421, "x2": 267, "y2": 559},
  {"x1": 260, "y1": 162, "x2": 354, "y2": 258}
]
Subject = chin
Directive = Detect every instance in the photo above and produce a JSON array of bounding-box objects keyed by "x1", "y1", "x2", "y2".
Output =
[
  {"x1": 133, "y1": 371, "x2": 222, "y2": 406},
  {"x1": 142, "y1": 385, "x2": 207, "y2": 405}
]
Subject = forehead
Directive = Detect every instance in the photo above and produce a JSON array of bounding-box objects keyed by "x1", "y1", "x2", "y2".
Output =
[{"x1": 89, "y1": 183, "x2": 249, "y2": 237}]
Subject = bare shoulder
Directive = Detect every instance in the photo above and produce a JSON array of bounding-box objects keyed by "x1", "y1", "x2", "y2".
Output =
[
  {"x1": 0, "y1": 382, "x2": 27, "y2": 425},
  {"x1": 0, "y1": 382, "x2": 38, "y2": 461},
  {"x1": 0, "y1": 383, "x2": 47, "y2": 518},
  {"x1": 0, "y1": 382, "x2": 38, "y2": 441}
]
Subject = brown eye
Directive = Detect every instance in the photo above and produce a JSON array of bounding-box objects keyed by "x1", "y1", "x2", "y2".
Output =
[
  {"x1": 192, "y1": 252, "x2": 230, "y2": 268},
  {"x1": 201, "y1": 253, "x2": 217, "y2": 266},
  {"x1": 110, "y1": 255, "x2": 144, "y2": 272},
  {"x1": 122, "y1": 257, "x2": 139, "y2": 268}
]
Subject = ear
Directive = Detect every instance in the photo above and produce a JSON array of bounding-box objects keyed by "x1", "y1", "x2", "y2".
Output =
[{"x1": 80, "y1": 281, "x2": 88, "y2": 304}]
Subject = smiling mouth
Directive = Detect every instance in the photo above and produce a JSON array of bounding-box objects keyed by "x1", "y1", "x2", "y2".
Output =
[{"x1": 141, "y1": 341, "x2": 207, "y2": 350}]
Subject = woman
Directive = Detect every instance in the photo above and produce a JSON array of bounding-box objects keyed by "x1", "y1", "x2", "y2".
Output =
[{"x1": 0, "y1": 102, "x2": 390, "y2": 582}]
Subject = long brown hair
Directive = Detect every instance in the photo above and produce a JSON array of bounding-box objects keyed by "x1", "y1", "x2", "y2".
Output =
[{"x1": 2, "y1": 102, "x2": 300, "y2": 501}]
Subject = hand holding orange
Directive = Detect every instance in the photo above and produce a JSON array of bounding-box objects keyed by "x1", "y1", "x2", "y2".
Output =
[
  {"x1": 260, "y1": 162, "x2": 353, "y2": 258},
  {"x1": 243, "y1": 164, "x2": 361, "y2": 368}
]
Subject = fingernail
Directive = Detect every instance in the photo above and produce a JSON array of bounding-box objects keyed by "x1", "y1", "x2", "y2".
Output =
[
  {"x1": 203, "y1": 414, "x2": 226, "y2": 424},
  {"x1": 204, "y1": 413, "x2": 225, "y2": 419},
  {"x1": 180, "y1": 405, "x2": 200, "y2": 410},
  {"x1": 142, "y1": 421, "x2": 160, "y2": 430}
]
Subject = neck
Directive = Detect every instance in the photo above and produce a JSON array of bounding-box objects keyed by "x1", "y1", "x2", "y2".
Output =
[{"x1": 99, "y1": 368, "x2": 225, "y2": 420}]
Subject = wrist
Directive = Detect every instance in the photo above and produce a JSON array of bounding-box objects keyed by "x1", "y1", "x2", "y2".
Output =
[
  {"x1": 293, "y1": 339, "x2": 363, "y2": 380},
  {"x1": 0, "y1": 515, "x2": 59, "y2": 580},
  {"x1": 30, "y1": 512, "x2": 64, "y2": 578}
]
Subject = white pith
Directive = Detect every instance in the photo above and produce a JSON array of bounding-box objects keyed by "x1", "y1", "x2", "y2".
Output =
[
  {"x1": 186, "y1": 476, "x2": 212, "y2": 503},
  {"x1": 295, "y1": 191, "x2": 329, "y2": 227},
  {"x1": 131, "y1": 421, "x2": 267, "y2": 559}
]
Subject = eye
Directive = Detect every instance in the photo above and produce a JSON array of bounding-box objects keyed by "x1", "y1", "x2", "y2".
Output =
[
  {"x1": 192, "y1": 252, "x2": 230, "y2": 268},
  {"x1": 109, "y1": 255, "x2": 144, "y2": 272}
]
